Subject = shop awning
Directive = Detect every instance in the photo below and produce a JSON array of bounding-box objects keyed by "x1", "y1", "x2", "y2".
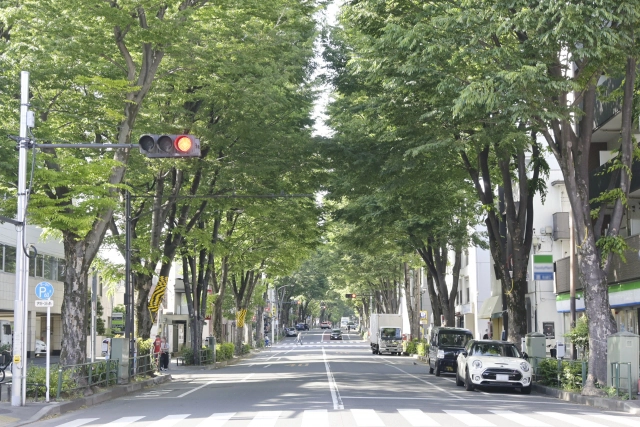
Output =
[{"x1": 479, "y1": 295, "x2": 502, "y2": 319}]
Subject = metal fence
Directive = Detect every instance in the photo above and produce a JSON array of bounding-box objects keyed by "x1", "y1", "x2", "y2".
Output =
[
  {"x1": 529, "y1": 356, "x2": 587, "y2": 390},
  {"x1": 55, "y1": 359, "x2": 120, "y2": 399}
]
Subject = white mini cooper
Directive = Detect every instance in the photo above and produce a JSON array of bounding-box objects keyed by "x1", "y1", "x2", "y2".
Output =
[{"x1": 456, "y1": 340, "x2": 532, "y2": 394}]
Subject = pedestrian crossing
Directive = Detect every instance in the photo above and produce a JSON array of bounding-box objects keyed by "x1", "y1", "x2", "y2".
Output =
[
  {"x1": 277, "y1": 341, "x2": 366, "y2": 347},
  {"x1": 53, "y1": 409, "x2": 640, "y2": 427}
]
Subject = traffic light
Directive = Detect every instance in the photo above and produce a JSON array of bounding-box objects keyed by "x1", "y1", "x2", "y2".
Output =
[
  {"x1": 345, "y1": 293, "x2": 356, "y2": 299},
  {"x1": 138, "y1": 134, "x2": 201, "y2": 158}
]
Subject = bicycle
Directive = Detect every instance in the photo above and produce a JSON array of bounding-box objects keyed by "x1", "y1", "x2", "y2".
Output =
[{"x1": 0, "y1": 351, "x2": 12, "y2": 382}]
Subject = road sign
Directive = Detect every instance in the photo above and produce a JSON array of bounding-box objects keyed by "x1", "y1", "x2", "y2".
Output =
[
  {"x1": 35, "y1": 282, "x2": 54, "y2": 300},
  {"x1": 35, "y1": 300, "x2": 54, "y2": 308}
]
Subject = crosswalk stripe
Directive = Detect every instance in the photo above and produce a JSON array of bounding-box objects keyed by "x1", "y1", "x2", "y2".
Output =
[
  {"x1": 194, "y1": 412, "x2": 235, "y2": 427},
  {"x1": 55, "y1": 419, "x2": 99, "y2": 427},
  {"x1": 536, "y1": 412, "x2": 606, "y2": 426},
  {"x1": 247, "y1": 411, "x2": 281, "y2": 427},
  {"x1": 351, "y1": 409, "x2": 385, "y2": 426},
  {"x1": 398, "y1": 409, "x2": 440, "y2": 426},
  {"x1": 104, "y1": 416, "x2": 146, "y2": 427},
  {"x1": 302, "y1": 409, "x2": 329, "y2": 427},
  {"x1": 443, "y1": 410, "x2": 494, "y2": 427},
  {"x1": 490, "y1": 410, "x2": 550, "y2": 426},
  {"x1": 581, "y1": 412, "x2": 640, "y2": 426},
  {"x1": 155, "y1": 414, "x2": 190, "y2": 427}
]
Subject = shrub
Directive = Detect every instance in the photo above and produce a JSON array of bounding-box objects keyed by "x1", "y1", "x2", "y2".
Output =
[
  {"x1": 136, "y1": 338, "x2": 153, "y2": 356},
  {"x1": 216, "y1": 343, "x2": 235, "y2": 361},
  {"x1": 404, "y1": 340, "x2": 418, "y2": 355},
  {"x1": 26, "y1": 365, "x2": 74, "y2": 399},
  {"x1": 536, "y1": 358, "x2": 584, "y2": 391},
  {"x1": 417, "y1": 341, "x2": 429, "y2": 356},
  {"x1": 242, "y1": 344, "x2": 251, "y2": 355},
  {"x1": 181, "y1": 347, "x2": 194, "y2": 365}
]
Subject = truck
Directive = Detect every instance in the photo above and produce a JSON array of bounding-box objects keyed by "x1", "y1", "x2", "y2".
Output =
[
  {"x1": 340, "y1": 317, "x2": 350, "y2": 329},
  {"x1": 369, "y1": 313, "x2": 403, "y2": 355}
]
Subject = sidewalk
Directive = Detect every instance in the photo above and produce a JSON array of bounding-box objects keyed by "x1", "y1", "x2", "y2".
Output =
[
  {"x1": 412, "y1": 354, "x2": 640, "y2": 414},
  {"x1": 0, "y1": 353, "x2": 253, "y2": 427}
]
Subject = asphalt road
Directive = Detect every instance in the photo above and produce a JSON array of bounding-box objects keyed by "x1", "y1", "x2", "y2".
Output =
[{"x1": 35, "y1": 328, "x2": 640, "y2": 427}]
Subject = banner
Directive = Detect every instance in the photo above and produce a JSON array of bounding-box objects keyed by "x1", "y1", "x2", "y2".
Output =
[{"x1": 148, "y1": 276, "x2": 168, "y2": 313}]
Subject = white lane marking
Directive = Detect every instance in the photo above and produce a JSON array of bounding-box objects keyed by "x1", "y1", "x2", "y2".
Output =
[
  {"x1": 176, "y1": 380, "x2": 216, "y2": 398},
  {"x1": 443, "y1": 410, "x2": 495, "y2": 426},
  {"x1": 302, "y1": 409, "x2": 330, "y2": 427},
  {"x1": 194, "y1": 412, "x2": 235, "y2": 427},
  {"x1": 264, "y1": 364, "x2": 271, "y2": 368},
  {"x1": 241, "y1": 373, "x2": 255, "y2": 382},
  {"x1": 537, "y1": 412, "x2": 607, "y2": 426},
  {"x1": 247, "y1": 411, "x2": 281, "y2": 427},
  {"x1": 398, "y1": 409, "x2": 441, "y2": 426},
  {"x1": 351, "y1": 409, "x2": 385, "y2": 426},
  {"x1": 582, "y1": 412, "x2": 640, "y2": 426},
  {"x1": 322, "y1": 347, "x2": 344, "y2": 410},
  {"x1": 490, "y1": 410, "x2": 550, "y2": 426},
  {"x1": 104, "y1": 417, "x2": 146, "y2": 427},
  {"x1": 387, "y1": 364, "x2": 464, "y2": 400},
  {"x1": 55, "y1": 419, "x2": 99, "y2": 427},
  {"x1": 155, "y1": 414, "x2": 190, "y2": 427}
]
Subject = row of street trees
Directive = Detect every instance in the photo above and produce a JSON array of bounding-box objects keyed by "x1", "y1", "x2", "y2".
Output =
[
  {"x1": 0, "y1": 0, "x2": 324, "y2": 364},
  {"x1": 320, "y1": 0, "x2": 640, "y2": 394}
]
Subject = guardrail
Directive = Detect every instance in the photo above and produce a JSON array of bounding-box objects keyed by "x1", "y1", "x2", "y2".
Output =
[{"x1": 127, "y1": 353, "x2": 156, "y2": 381}]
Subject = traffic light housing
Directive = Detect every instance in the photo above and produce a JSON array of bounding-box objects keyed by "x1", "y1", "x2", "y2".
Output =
[
  {"x1": 345, "y1": 293, "x2": 356, "y2": 299},
  {"x1": 138, "y1": 134, "x2": 201, "y2": 158}
]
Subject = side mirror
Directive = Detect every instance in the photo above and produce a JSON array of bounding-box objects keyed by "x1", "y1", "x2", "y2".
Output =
[
  {"x1": 461, "y1": 351, "x2": 468, "y2": 357},
  {"x1": 522, "y1": 352, "x2": 529, "y2": 360}
]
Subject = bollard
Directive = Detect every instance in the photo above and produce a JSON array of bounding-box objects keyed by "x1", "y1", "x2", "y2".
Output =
[{"x1": 56, "y1": 368, "x2": 63, "y2": 399}]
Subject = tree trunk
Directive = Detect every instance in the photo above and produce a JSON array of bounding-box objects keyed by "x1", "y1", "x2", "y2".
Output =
[{"x1": 425, "y1": 270, "x2": 442, "y2": 326}]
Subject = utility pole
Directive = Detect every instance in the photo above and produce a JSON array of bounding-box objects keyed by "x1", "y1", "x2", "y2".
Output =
[{"x1": 12, "y1": 71, "x2": 30, "y2": 406}]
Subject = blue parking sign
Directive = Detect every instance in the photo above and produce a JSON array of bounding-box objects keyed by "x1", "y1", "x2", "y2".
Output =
[{"x1": 35, "y1": 282, "x2": 54, "y2": 300}]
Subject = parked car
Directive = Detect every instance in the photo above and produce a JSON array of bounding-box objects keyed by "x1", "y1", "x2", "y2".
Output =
[
  {"x1": 35, "y1": 339, "x2": 46, "y2": 356},
  {"x1": 285, "y1": 327, "x2": 297, "y2": 337},
  {"x1": 428, "y1": 326, "x2": 473, "y2": 376},
  {"x1": 456, "y1": 339, "x2": 532, "y2": 394},
  {"x1": 330, "y1": 329, "x2": 342, "y2": 340},
  {"x1": 296, "y1": 323, "x2": 309, "y2": 331},
  {"x1": 320, "y1": 321, "x2": 332, "y2": 329}
]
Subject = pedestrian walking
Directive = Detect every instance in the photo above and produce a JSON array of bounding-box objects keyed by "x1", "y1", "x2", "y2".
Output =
[
  {"x1": 160, "y1": 337, "x2": 170, "y2": 371},
  {"x1": 296, "y1": 331, "x2": 303, "y2": 345}
]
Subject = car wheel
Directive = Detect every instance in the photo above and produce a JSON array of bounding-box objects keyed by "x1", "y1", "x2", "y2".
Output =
[
  {"x1": 435, "y1": 365, "x2": 441, "y2": 377},
  {"x1": 464, "y1": 369, "x2": 474, "y2": 391},
  {"x1": 521, "y1": 385, "x2": 532, "y2": 395},
  {"x1": 455, "y1": 370, "x2": 464, "y2": 386}
]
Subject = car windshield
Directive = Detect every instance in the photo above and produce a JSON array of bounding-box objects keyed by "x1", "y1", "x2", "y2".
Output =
[
  {"x1": 380, "y1": 327, "x2": 401, "y2": 340},
  {"x1": 332, "y1": 329, "x2": 341, "y2": 334},
  {"x1": 472, "y1": 343, "x2": 521, "y2": 358},
  {"x1": 439, "y1": 332, "x2": 472, "y2": 347}
]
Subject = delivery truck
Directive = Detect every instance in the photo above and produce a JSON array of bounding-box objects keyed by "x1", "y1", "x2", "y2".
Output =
[{"x1": 369, "y1": 313, "x2": 403, "y2": 355}]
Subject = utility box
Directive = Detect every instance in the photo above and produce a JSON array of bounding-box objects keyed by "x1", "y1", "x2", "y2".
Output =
[
  {"x1": 110, "y1": 338, "x2": 129, "y2": 384},
  {"x1": 525, "y1": 332, "x2": 546, "y2": 375},
  {"x1": 607, "y1": 331, "x2": 639, "y2": 394}
]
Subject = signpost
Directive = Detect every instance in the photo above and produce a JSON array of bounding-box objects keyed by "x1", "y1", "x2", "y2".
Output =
[{"x1": 35, "y1": 281, "x2": 53, "y2": 403}]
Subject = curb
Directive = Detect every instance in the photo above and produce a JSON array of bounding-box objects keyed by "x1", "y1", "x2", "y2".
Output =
[
  {"x1": 533, "y1": 383, "x2": 640, "y2": 414},
  {"x1": 14, "y1": 374, "x2": 171, "y2": 426}
]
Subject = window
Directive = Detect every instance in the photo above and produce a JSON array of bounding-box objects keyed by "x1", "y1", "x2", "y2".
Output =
[
  {"x1": 29, "y1": 254, "x2": 44, "y2": 277},
  {"x1": 4, "y1": 245, "x2": 16, "y2": 273},
  {"x1": 466, "y1": 288, "x2": 470, "y2": 304},
  {"x1": 57, "y1": 259, "x2": 66, "y2": 281},
  {"x1": 44, "y1": 255, "x2": 57, "y2": 280}
]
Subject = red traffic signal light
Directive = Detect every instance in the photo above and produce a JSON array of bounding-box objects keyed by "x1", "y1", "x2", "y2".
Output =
[
  {"x1": 345, "y1": 293, "x2": 356, "y2": 299},
  {"x1": 138, "y1": 134, "x2": 201, "y2": 158}
]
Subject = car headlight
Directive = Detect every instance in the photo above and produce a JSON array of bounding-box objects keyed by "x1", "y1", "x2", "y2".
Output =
[
  {"x1": 472, "y1": 360, "x2": 482, "y2": 369},
  {"x1": 437, "y1": 350, "x2": 445, "y2": 359},
  {"x1": 520, "y1": 362, "x2": 530, "y2": 372}
]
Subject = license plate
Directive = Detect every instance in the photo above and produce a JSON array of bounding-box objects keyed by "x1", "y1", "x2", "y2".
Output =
[
  {"x1": 446, "y1": 366, "x2": 453, "y2": 372},
  {"x1": 496, "y1": 374, "x2": 509, "y2": 381}
]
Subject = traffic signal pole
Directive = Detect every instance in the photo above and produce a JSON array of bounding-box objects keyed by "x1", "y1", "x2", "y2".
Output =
[{"x1": 12, "y1": 71, "x2": 30, "y2": 406}]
